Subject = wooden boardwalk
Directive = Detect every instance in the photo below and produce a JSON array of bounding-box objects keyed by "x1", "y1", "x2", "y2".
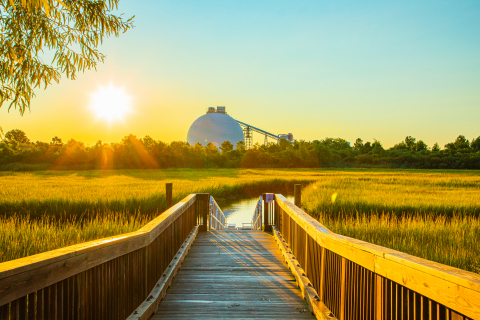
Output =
[
  {"x1": 1, "y1": 193, "x2": 477, "y2": 319},
  {"x1": 152, "y1": 231, "x2": 314, "y2": 319}
]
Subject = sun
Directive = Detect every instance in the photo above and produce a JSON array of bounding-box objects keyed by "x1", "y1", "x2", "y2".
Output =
[{"x1": 89, "y1": 84, "x2": 132, "y2": 122}]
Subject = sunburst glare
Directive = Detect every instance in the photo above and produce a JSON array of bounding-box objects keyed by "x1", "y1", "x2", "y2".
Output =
[{"x1": 89, "y1": 84, "x2": 132, "y2": 122}]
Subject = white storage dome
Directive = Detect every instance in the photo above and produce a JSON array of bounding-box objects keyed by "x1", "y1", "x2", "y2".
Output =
[{"x1": 187, "y1": 112, "x2": 244, "y2": 148}]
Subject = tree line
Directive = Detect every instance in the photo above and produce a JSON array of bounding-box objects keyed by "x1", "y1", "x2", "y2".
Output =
[{"x1": 1, "y1": 129, "x2": 479, "y2": 170}]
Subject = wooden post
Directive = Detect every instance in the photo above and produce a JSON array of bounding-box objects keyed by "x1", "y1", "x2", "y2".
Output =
[
  {"x1": 196, "y1": 194, "x2": 209, "y2": 231},
  {"x1": 263, "y1": 193, "x2": 272, "y2": 232},
  {"x1": 294, "y1": 184, "x2": 301, "y2": 207},
  {"x1": 166, "y1": 183, "x2": 173, "y2": 209}
]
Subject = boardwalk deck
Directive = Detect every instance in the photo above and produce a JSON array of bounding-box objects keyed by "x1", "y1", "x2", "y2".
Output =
[{"x1": 152, "y1": 231, "x2": 314, "y2": 319}]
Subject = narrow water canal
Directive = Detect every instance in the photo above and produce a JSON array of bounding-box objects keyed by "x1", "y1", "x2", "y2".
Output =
[{"x1": 222, "y1": 196, "x2": 294, "y2": 228}]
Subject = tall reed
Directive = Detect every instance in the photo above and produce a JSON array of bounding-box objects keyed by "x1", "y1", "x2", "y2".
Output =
[
  {"x1": 0, "y1": 211, "x2": 153, "y2": 263},
  {"x1": 318, "y1": 211, "x2": 480, "y2": 273},
  {"x1": 301, "y1": 173, "x2": 480, "y2": 273}
]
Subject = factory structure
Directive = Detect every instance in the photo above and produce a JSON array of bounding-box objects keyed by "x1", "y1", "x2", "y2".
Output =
[{"x1": 187, "y1": 106, "x2": 293, "y2": 149}]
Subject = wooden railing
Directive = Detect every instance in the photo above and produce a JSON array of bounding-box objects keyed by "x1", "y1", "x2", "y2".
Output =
[
  {"x1": 268, "y1": 193, "x2": 480, "y2": 320},
  {"x1": 209, "y1": 196, "x2": 227, "y2": 230},
  {"x1": 0, "y1": 193, "x2": 211, "y2": 320},
  {"x1": 251, "y1": 195, "x2": 262, "y2": 230}
]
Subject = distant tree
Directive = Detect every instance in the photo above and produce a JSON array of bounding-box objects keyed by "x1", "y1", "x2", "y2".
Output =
[
  {"x1": 278, "y1": 138, "x2": 292, "y2": 151},
  {"x1": 236, "y1": 141, "x2": 246, "y2": 152},
  {"x1": 51, "y1": 136, "x2": 63, "y2": 146},
  {"x1": 392, "y1": 141, "x2": 408, "y2": 150},
  {"x1": 189, "y1": 143, "x2": 206, "y2": 168},
  {"x1": 313, "y1": 143, "x2": 333, "y2": 166},
  {"x1": 415, "y1": 140, "x2": 428, "y2": 151},
  {"x1": 405, "y1": 136, "x2": 416, "y2": 151},
  {"x1": 2, "y1": 128, "x2": 480, "y2": 170},
  {"x1": 4, "y1": 129, "x2": 29, "y2": 143},
  {"x1": 353, "y1": 138, "x2": 364, "y2": 151},
  {"x1": 168, "y1": 141, "x2": 190, "y2": 167},
  {"x1": 142, "y1": 135, "x2": 157, "y2": 149},
  {"x1": 35, "y1": 141, "x2": 49, "y2": 148},
  {"x1": 453, "y1": 135, "x2": 470, "y2": 150},
  {"x1": 240, "y1": 148, "x2": 273, "y2": 168},
  {"x1": 142, "y1": 135, "x2": 159, "y2": 159},
  {"x1": 444, "y1": 142, "x2": 456, "y2": 152},
  {"x1": 1, "y1": 0, "x2": 134, "y2": 115},
  {"x1": 118, "y1": 134, "x2": 158, "y2": 168},
  {"x1": 471, "y1": 137, "x2": 480, "y2": 152},
  {"x1": 372, "y1": 139, "x2": 385, "y2": 155},
  {"x1": 206, "y1": 142, "x2": 219, "y2": 154},
  {"x1": 220, "y1": 141, "x2": 234, "y2": 152},
  {"x1": 320, "y1": 137, "x2": 350, "y2": 150},
  {"x1": 57, "y1": 139, "x2": 87, "y2": 165},
  {"x1": 362, "y1": 141, "x2": 373, "y2": 154},
  {"x1": 263, "y1": 141, "x2": 281, "y2": 153}
]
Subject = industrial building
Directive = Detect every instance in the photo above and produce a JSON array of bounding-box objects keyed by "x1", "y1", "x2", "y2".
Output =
[{"x1": 187, "y1": 107, "x2": 293, "y2": 149}]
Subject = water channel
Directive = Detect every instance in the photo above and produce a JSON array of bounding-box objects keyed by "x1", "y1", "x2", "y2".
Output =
[{"x1": 221, "y1": 195, "x2": 294, "y2": 228}]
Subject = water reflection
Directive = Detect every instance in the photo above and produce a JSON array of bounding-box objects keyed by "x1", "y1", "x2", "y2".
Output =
[{"x1": 222, "y1": 196, "x2": 294, "y2": 228}]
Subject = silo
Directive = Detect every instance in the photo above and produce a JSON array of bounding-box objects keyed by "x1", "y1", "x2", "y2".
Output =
[{"x1": 187, "y1": 107, "x2": 244, "y2": 148}]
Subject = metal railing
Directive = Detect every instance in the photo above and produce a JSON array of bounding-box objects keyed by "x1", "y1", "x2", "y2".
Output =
[
  {"x1": 267, "y1": 193, "x2": 479, "y2": 320},
  {"x1": 251, "y1": 195, "x2": 262, "y2": 230},
  {"x1": 0, "y1": 193, "x2": 211, "y2": 320},
  {"x1": 209, "y1": 196, "x2": 228, "y2": 230}
]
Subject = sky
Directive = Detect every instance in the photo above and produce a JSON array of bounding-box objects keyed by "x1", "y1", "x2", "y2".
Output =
[{"x1": 1, "y1": 0, "x2": 479, "y2": 148}]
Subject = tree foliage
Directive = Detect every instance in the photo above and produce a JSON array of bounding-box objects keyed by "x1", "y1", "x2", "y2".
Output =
[
  {"x1": 0, "y1": 0, "x2": 134, "y2": 115},
  {"x1": 4, "y1": 128, "x2": 30, "y2": 143},
  {"x1": 1, "y1": 130, "x2": 480, "y2": 170},
  {"x1": 220, "y1": 140, "x2": 233, "y2": 152}
]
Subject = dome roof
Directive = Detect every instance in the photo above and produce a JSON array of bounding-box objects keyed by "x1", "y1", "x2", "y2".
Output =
[{"x1": 187, "y1": 113, "x2": 244, "y2": 148}]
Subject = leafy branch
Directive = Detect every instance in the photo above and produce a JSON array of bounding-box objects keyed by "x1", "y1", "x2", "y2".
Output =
[{"x1": 0, "y1": 0, "x2": 134, "y2": 115}]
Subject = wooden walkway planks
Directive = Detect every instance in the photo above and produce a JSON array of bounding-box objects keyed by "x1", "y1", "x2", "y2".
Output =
[{"x1": 152, "y1": 231, "x2": 314, "y2": 319}]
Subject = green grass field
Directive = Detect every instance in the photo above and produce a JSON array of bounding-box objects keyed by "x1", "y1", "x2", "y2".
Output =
[
  {"x1": 1, "y1": 169, "x2": 479, "y2": 273},
  {"x1": 302, "y1": 170, "x2": 480, "y2": 217},
  {"x1": 300, "y1": 171, "x2": 480, "y2": 273},
  {"x1": 0, "y1": 169, "x2": 317, "y2": 219}
]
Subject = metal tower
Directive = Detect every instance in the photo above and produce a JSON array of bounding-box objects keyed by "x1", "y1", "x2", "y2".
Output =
[{"x1": 243, "y1": 126, "x2": 253, "y2": 150}]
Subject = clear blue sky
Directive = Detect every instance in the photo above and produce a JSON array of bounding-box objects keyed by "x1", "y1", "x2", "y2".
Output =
[{"x1": 2, "y1": 0, "x2": 479, "y2": 148}]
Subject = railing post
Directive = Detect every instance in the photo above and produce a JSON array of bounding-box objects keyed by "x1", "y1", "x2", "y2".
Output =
[
  {"x1": 375, "y1": 275, "x2": 384, "y2": 320},
  {"x1": 273, "y1": 196, "x2": 278, "y2": 226},
  {"x1": 294, "y1": 184, "x2": 301, "y2": 207},
  {"x1": 196, "y1": 194, "x2": 209, "y2": 231},
  {"x1": 340, "y1": 257, "x2": 346, "y2": 320},
  {"x1": 166, "y1": 183, "x2": 173, "y2": 208},
  {"x1": 263, "y1": 193, "x2": 272, "y2": 232},
  {"x1": 319, "y1": 246, "x2": 326, "y2": 301},
  {"x1": 209, "y1": 198, "x2": 213, "y2": 230}
]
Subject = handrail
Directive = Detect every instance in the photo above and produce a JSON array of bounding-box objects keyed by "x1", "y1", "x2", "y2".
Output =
[
  {"x1": 209, "y1": 196, "x2": 228, "y2": 230},
  {"x1": 0, "y1": 193, "x2": 210, "y2": 320},
  {"x1": 271, "y1": 193, "x2": 480, "y2": 320},
  {"x1": 251, "y1": 195, "x2": 262, "y2": 230}
]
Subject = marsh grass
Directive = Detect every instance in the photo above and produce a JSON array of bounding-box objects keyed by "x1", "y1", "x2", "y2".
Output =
[
  {"x1": 301, "y1": 172, "x2": 480, "y2": 273},
  {"x1": 0, "y1": 169, "x2": 317, "y2": 262},
  {"x1": 0, "y1": 211, "x2": 153, "y2": 263},
  {"x1": 302, "y1": 172, "x2": 480, "y2": 217},
  {"x1": 318, "y1": 212, "x2": 480, "y2": 273},
  {"x1": 0, "y1": 169, "x2": 317, "y2": 219},
  {"x1": 1, "y1": 168, "x2": 480, "y2": 273}
]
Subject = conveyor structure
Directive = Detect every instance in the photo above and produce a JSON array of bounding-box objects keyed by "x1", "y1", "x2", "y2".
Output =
[{"x1": 235, "y1": 120, "x2": 293, "y2": 149}]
